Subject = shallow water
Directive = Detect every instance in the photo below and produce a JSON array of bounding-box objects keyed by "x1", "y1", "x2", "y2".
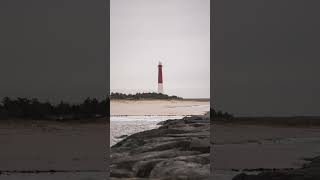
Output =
[{"x1": 110, "y1": 115, "x2": 183, "y2": 146}]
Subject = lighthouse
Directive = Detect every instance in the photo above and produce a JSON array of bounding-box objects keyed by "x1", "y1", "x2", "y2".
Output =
[{"x1": 158, "y1": 62, "x2": 163, "y2": 94}]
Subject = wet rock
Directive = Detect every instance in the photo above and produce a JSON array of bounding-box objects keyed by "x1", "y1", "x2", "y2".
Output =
[{"x1": 150, "y1": 160, "x2": 210, "y2": 180}]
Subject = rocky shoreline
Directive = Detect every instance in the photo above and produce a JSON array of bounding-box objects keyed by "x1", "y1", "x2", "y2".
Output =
[{"x1": 110, "y1": 114, "x2": 210, "y2": 179}]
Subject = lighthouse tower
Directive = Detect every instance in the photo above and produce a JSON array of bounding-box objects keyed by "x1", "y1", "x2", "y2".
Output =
[{"x1": 158, "y1": 62, "x2": 163, "y2": 94}]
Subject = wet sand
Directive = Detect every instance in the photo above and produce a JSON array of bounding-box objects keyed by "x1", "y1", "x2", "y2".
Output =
[
  {"x1": 0, "y1": 120, "x2": 108, "y2": 179},
  {"x1": 212, "y1": 122, "x2": 320, "y2": 179}
]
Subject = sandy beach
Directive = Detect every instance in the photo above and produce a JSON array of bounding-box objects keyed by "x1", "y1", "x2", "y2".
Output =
[{"x1": 110, "y1": 100, "x2": 210, "y2": 116}]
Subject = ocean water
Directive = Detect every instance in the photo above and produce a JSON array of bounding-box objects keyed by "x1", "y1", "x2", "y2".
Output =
[{"x1": 110, "y1": 115, "x2": 184, "y2": 146}]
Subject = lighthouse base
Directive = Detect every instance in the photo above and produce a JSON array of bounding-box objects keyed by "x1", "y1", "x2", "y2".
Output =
[{"x1": 158, "y1": 83, "x2": 163, "y2": 94}]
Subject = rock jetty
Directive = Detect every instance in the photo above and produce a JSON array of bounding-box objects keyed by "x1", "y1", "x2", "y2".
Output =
[{"x1": 110, "y1": 114, "x2": 210, "y2": 180}]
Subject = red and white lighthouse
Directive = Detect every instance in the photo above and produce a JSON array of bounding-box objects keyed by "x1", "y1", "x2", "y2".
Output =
[{"x1": 158, "y1": 62, "x2": 163, "y2": 94}]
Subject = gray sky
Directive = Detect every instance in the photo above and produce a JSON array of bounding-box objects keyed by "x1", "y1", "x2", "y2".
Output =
[
  {"x1": 111, "y1": 0, "x2": 210, "y2": 98},
  {"x1": 213, "y1": 0, "x2": 320, "y2": 116},
  {"x1": 0, "y1": 0, "x2": 108, "y2": 103}
]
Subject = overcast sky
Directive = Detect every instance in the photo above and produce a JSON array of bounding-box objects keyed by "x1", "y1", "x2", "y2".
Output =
[
  {"x1": 213, "y1": 0, "x2": 320, "y2": 116},
  {"x1": 111, "y1": 0, "x2": 210, "y2": 98},
  {"x1": 0, "y1": 0, "x2": 107, "y2": 103}
]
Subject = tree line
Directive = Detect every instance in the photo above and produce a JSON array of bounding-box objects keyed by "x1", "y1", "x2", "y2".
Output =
[
  {"x1": 0, "y1": 97, "x2": 109, "y2": 120},
  {"x1": 110, "y1": 92, "x2": 182, "y2": 100},
  {"x1": 211, "y1": 108, "x2": 234, "y2": 120}
]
